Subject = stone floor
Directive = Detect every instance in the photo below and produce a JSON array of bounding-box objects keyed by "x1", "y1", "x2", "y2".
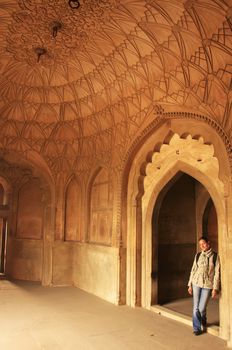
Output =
[
  {"x1": 151, "y1": 296, "x2": 219, "y2": 337},
  {"x1": 0, "y1": 280, "x2": 227, "y2": 350},
  {"x1": 164, "y1": 296, "x2": 219, "y2": 326}
]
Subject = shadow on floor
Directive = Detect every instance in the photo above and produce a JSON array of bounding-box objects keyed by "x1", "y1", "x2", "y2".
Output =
[{"x1": 159, "y1": 296, "x2": 219, "y2": 326}]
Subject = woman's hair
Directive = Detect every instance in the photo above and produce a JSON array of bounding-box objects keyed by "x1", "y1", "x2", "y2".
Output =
[{"x1": 198, "y1": 236, "x2": 209, "y2": 243}]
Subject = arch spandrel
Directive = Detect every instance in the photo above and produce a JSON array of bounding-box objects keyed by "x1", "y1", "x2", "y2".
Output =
[{"x1": 133, "y1": 133, "x2": 224, "y2": 222}]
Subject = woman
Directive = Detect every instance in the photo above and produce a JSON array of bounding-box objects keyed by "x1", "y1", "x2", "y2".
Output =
[{"x1": 188, "y1": 236, "x2": 220, "y2": 335}]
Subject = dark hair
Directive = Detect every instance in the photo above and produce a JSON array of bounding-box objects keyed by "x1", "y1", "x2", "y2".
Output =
[{"x1": 198, "y1": 236, "x2": 209, "y2": 243}]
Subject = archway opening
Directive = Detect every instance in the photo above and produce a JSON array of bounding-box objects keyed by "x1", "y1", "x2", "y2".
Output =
[
  {"x1": 151, "y1": 171, "x2": 219, "y2": 326},
  {"x1": 0, "y1": 156, "x2": 54, "y2": 286}
]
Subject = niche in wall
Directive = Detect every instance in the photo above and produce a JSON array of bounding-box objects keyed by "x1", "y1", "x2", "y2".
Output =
[
  {"x1": 89, "y1": 168, "x2": 113, "y2": 245},
  {"x1": 17, "y1": 178, "x2": 44, "y2": 239},
  {"x1": 64, "y1": 177, "x2": 81, "y2": 241}
]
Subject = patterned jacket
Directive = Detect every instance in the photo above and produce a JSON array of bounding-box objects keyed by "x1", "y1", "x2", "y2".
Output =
[{"x1": 188, "y1": 248, "x2": 220, "y2": 290}]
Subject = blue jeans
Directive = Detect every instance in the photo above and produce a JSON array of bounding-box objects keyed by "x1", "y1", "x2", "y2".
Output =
[{"x1": 192, "y1": 285, "x2": 211, "y2": 332}]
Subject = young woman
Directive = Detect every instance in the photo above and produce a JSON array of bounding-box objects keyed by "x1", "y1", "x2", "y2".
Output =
[{"x1": 188, "y1": 236, "x2": 220, "y2": 335}]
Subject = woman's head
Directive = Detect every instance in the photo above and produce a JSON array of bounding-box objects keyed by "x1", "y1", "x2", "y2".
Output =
[{"x1": 198, "y1": 236, "x2": 211, "y2": 251}]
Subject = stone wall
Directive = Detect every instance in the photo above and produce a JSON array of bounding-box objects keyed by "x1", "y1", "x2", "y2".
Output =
[
  {"x1": 73, "y1": 244, "x2": 119, "y2": 304},
  {"x1": 6, "y1": 237, "x2": 42, "y2": 281}
]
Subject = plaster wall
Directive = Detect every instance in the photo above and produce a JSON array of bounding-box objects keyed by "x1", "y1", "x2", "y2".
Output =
[
  {"x1": 6, "y1": 237, "x2": 42, "y2": 281},
  {"x1": 52, "y1": 242, "x2": 73, "y2": 286},
  {"x1": 16, "y1": 179, "x2": 44, "y2": 240},
  {"x1": 73, "y1": 243, "x2": 119, "y2": 304}
]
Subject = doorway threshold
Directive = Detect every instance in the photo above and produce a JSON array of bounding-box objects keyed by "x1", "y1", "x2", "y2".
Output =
[{"x1": 150, "y1": 304, "x2": 219, "y2": 337}]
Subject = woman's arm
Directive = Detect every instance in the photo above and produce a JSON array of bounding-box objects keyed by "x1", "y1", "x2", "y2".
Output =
[
  {"x1": 187, "y1": 254, "x2": 198, "y2": 291},
  {"x1": 213, "y1": 254, "x2": 220, "y2": 291}
]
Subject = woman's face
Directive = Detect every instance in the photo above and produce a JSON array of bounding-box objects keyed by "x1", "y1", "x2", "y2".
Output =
[{"x1": 199, "y1": 239, "x2": 210, "y2": 252}]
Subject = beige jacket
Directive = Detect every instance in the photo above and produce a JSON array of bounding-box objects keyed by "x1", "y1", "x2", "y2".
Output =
[{"x1": 188, "y1": 249, "x2": 220, "y2": 290}]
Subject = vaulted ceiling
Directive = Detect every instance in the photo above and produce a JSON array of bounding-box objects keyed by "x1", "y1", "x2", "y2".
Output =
[{"x1": 0, "y1": 0, "x2": 231, "y2": 175}]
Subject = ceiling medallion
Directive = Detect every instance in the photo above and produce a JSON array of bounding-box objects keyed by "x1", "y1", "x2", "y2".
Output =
[
  {"x1": 7, "y1": 0, "x2": 117, "y2": 66},
  {"x1": 69, "y1": 0, "x2": 80, "y2": 9}
]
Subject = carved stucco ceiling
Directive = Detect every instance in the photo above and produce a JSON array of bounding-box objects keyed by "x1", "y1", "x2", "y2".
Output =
[{"x1": 0, "y1": 0, "x2": 231, "y2": 174}]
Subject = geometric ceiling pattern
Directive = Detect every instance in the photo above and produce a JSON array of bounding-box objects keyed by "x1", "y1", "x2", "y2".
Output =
[{"x1": 0, "y1": 0, "x2": 231, "y2": 175}]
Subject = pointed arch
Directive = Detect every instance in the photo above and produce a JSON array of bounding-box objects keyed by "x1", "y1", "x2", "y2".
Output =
[
  {"x1": 16, "y1": 177, "x2": 44, "y2": 240},
  {"x1": 87, "y1": 167, "x2": 113, "y2": 245},
  {"x1": 122, "y1": 118, "x2": 231, "y2": 342},
  {"x1": 64, "y1": 176, "x2": 82, "y2": 241}
]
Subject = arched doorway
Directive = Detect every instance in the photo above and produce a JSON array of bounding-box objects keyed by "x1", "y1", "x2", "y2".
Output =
[
  {"x1": 152, "y1": 172, "x2": 197, "y2": 305},
  {"x1": 126, "y1": 130, "x2": 230, "y2": 341},
  {"x1": 151, "y1": 172, "x2": 219, "y2": 327},
  {"x1": 0, "y1": 155, "x2": 54, "y2": 286}
]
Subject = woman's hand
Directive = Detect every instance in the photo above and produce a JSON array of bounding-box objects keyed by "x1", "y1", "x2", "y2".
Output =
[
  {"x1": 212, "y1": 289, "x2": 218, "y2": 298},
  {"x1": 188, "y1": 286, "x2": 193, "y2": 295}
]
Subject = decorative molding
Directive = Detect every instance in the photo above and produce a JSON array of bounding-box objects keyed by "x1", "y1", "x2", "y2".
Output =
[
  {"x1": 164, "y1": 112, "x2": 232, "y2": 168},
  {"x1": 0, "y1": 158, "x2": 32, "y2": 186},
  {"x1": 116, "y1": 110, "x2": 232, "y2": 246},
  {"x1": 122, "y1": 112, "x2": 232, "y2": 172},
  {"x1": 0, "y1": 157, "x2": 51, "y2": 205}
]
